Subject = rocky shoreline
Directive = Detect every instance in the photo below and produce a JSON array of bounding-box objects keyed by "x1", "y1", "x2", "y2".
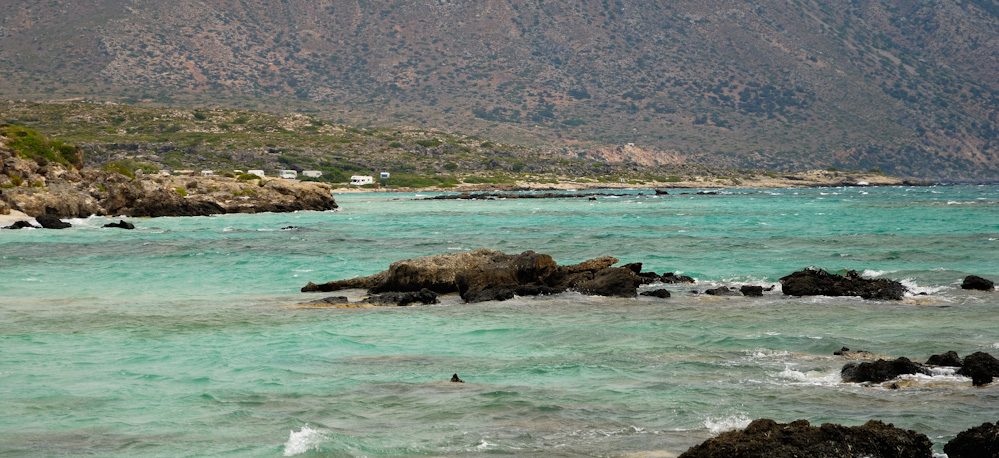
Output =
[{"x1": 1, "y1": 140, "x2": 337, "y2": 220}]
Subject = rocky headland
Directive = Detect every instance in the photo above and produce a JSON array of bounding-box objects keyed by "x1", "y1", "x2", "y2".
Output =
[{"x1": 1, "y1": 128, "x2": 337, "y2": 221}]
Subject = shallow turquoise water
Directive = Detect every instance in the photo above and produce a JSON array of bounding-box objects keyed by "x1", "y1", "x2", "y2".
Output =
[{"x1": 1, "y1": 186, "x2": 998, "y2": 456}]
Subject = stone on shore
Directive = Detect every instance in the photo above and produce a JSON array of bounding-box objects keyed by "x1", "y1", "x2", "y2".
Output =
[
  {"x1": 957, "y1": 352, "x2": 999, "y2": 387},
  {"x1": 780, "y1": 268, "x2": 906, "y2": 300},
  {"x1": 961, "y1": 275, "x2": 995, "y2": 291},
  {"x1": 841, "y1": 357, "x2": 930, "y2": 383},
  {"x1": 35, "y1": 214, "x2": 71, "y2": 229},
  {"x1": 678, "y1": 418, "x2": 932, "y2": 458},
  {"x1": 944, "y1": 422, "x2": 999, "y2": 458}
]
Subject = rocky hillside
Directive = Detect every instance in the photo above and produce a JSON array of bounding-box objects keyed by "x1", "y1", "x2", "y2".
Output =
[{"x1": 1, "y1": 0, "x2": 998, "y2": 180}]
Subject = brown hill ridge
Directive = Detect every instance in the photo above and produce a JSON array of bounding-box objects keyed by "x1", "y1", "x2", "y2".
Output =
[{"x1": 1, "y1": 0, "x2": 998, "y2": 180}]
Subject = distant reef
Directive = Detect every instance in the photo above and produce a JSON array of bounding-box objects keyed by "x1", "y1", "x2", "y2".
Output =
[{"x1": 0, "y1": 126, "x2": 336, "y2": 218}]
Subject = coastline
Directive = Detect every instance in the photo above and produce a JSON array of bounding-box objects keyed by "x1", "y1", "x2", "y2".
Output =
[{"x1": 331, "y1": 169, "x2": 929, "y2": 194}]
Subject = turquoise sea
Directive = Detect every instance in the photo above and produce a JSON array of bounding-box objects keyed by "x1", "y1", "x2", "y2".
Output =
[{"x1": 2, "y1": 185, "x2": 998, "y2": 457}]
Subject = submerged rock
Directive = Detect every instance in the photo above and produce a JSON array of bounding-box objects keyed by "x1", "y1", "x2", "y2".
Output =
[
  {"x1": 35, "y1": 214, "x2": 71, "y2": 229},
  {"x1": 678, "y1": 418, "x2": 932, "y2": 458},
  {"x1": 362, "y1": 288, "x2": 439, "y2": 306},
  {"x1": 705, "y1": 286, "x2": 742, "y2": 296},
  {"x1": 945, "y1": 421, "x2": 999, "y2": 458},
  {"x1": 780, "y1": 268, "x2": 906, "y2": 300},
  {"x1": 302, "y1": 296, "x2": 350, "y2": 306},
  {"x1": 640, "y1": 288, "x2": 671, "y2": 298},
  {"x1": 841, "y1": 357, "x2": 930, "y2": 383},
  {"x1": 957, "y1": 351, "x2": 999, "y2": 386},
  {"x1": 103, "y1": 220, "x2": 135, "y2": 229},
  {"x1": 961, "y1": 275, "x2": 995, "y2": 291}
]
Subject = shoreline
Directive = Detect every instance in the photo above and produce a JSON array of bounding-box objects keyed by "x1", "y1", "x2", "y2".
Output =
[{"x1": 330, "y1": 170, "x2": 930, "y2": 194}]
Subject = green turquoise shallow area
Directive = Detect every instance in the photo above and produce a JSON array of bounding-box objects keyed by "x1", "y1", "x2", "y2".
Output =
[{"x1": 2, "y1": 186, "x2": 997, "y2": 456}]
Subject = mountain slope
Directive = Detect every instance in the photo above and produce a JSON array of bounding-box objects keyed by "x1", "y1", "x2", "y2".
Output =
[{"x1": 2, "y1": 0, "x2": 997, "y2": 180}]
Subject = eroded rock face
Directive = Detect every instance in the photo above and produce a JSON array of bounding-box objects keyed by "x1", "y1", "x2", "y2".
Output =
[
  {"x1": 780, "y1": 268, "x2": 906, "y2": 300},
  {"x1": 678, "y1": 418, "x2": 933, "y2": 458},
  {"x1": 945, "y1": 422, "x2": 999, "y2": 458}
]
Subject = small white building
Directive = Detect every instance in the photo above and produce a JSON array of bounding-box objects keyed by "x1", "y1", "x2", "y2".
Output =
[
  {"x1": 278, "y1": 170, "x2": 298, "y2": 179},
  {"x1": 302, "y1": 170, "x2": 323, "y2": 178},
  {"x1": 247, "y1": 170, "x2": 265, "y2": 178},
  {"x1": 350, "y1": 175, "x2": 375, "y2": 186},
  {"x1": 380, "y1": 172, "x2": 391, "y2": 179},
  {"x1": 200, "y1": 170, "x2": 214, "y2": 176}
]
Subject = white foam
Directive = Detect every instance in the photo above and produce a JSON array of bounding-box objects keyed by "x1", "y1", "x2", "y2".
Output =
[
  {"x1": 475, "y1": 439, "x2": 495, "y2": 450},
  {"x1": 283, "y1": 425, "x2": 328, "y2": 456},
  {"x1": 774, "y1": 366, "x2": 841, "y2": 386},
  {"x1": 861, "y1": 269, "x2": 895, "y2": 278},
  {"x1": 900, "y1": 279, "x2": 946, "y2": 296},
  {"x1": 704, "y1": 414, "x2": 751, "y2": 435},
  {"x1": 992, "y1": 343, "x2": 999, "y2": 349}
]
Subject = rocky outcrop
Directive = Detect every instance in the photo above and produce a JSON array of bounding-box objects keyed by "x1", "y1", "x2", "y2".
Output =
[
  {"x1": 302, "y1": 249, "x2": 675, "y2": 303},
  {"x1": 944, "y1": 422, "x2": 999, "y2": 458},
  {"x1": 780, "y1": 268, "x2": 906, "y2": 300},
  {"x1": 740, "y1": 285, "x2": 765, "y2": 296},
  {"x1": 678, "y1": 419, "x2": 932, "y2": 458},
  {"x1": 3, "y1": 220, "x2": 37, "y2": 229},
  {"x1": 926, "y1": 350, "x2": 963, "y2": 367},
  {"x1": 1, "y1": 140, "x2": 337, "y2": 218},
  {"x1": 961, "y1": 275, "x2": 995, "y2": 291},
  {"x1": 957, "y1": 352, "x2": 999, "y2": 387},
  {"x1": 35, "y1": 214, "x2": 71, "y2": 229},
  {"x1": 841, "y1": 357, "x2": 930, "y2": 383},
  {"x1": 705, "y1": 286, "x2": 742, "y2": 296}
]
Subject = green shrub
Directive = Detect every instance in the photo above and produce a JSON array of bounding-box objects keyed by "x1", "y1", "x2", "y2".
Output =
[
  {"x1": 10, "y1": 174, "x2": 23, "y2": 187},
  {"x1": 0, "y1": 124, "x2": 84, "y2": 169},
  {"x1": 102, "y1": 161, "x2": 135, "y2": 179},
  {"x1": 174, "y1": 187, "x2": 188, "y2": 197}
]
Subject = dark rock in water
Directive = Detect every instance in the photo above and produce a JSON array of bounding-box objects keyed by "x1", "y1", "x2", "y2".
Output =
[
  {"x1": 660, "y1": 272, "x2": 695, "y2": 284},
  {"x1": 36, "y1": 214, "x2": 71, "y2": 229},
  {"x1": 957, "y1": 351, "x2": 999, "y2": 386},
  {"x1": 834, "y1": 347, "x2": 850, "y2": 355},
  {"x1": 103, "y1": 220, "x2": 135, "y2": 229},
  {"x1": 622, "y1": 262, "x2": 643, "y2": 274},
  {"x1": 636, "y1": 271, "x2": 663, "y2": 285},
  {"x1": 740, "y1": 285, "x2": 765, "y2": 296},
  {"x1": 450, "y1": 373, "x2": 464, "y2": 383},
  {"x1": 944, "y1": 421, "x2": 999, "y2": 458},
  {"x1": 573, "y1": 267, "x2": 638, "y2": 297},
  {"x1": 927, "y1": 350, "x2": 963, "y2": 367},
  {"x1": 961, "y1": 275, "x2": 995, "y2": 291},
  {"x1": 362, "y1": 288, "x2": 439, "y2": 306},
  {"x1": 705, "y1": 287, "x2": 742, "y2": 296},
  {"x1": 834, "y1": 347, "x2": 874, "y2": 358},
  {"x1": 3, "y1": 220, "x2": 38, "y2": 229},
  {"x1": 678, "y1": 418, "x2": 933, "y2": 458},
  {"x1": 302, "y1": 276, "x2": 382, "y2": 293},
  {"x1": 588, "y1": 196, "x2": 597, "y2": 201},
  {"x1": 303, "y1": 296, "x2": 350, "y2": 306},
  {"x1": 462, "y1": 284, "x2": 561, "y2": 303},
  {"x1": 780, "y1": 268, "x2": 907, "y2": 300},
  {"x1": 281, "y1": 225, "x2": 300, "y2": 230},
  {"x1": 640, "y1": 288, "x2": 671, "y2": 298},
  {"x1": 654, "y1": 189, "x2": 669, "y2": 195},
  {"x1": 841, "y1": 357, "x2": 930, "y2": 383}
]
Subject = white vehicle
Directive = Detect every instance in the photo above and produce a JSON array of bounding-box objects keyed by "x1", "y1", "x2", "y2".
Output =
[
  {"x1": 200, "y1": 170, "x2": 214, "y2": 176},
  {"x1": 350, "y1": 175, "x2": 375, "y2": 186},
  {"x1": 302, "y1": 170, "x2": 323, "y2": 178},
  {"x1": 247, "y1": 170, "x2": 265, "y2": 178},
  {"x1": 278, "y1": 170, "x2": 298, "y2": 179}
]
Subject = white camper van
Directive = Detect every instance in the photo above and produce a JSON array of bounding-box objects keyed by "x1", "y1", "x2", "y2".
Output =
[{"x1": 350, "y1": 175, "x2": 375, "y2": 186}]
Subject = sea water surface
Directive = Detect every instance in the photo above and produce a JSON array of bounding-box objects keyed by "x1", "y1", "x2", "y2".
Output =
[{"x1": 2, "y1": 185, "x2": 998, "y2": 457}]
